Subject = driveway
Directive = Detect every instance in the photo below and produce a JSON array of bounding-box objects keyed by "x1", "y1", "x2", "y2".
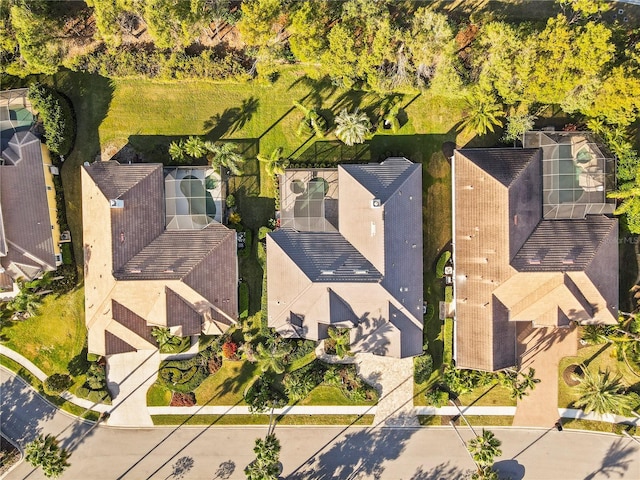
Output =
[
  {"x1": 513, "y1": 325, "x2": 578, "y2": 427},
  {"x1": 105, "y1": 350, "x2": 160, "y2": 427}
]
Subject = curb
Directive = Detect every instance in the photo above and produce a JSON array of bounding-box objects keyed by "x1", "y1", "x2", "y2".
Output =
[{"x1": 0, "y1": 432, "x2": 23, "y2": 480}]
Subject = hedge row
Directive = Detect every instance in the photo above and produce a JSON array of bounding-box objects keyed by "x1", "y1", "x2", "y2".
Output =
[
  {"x1": 239, "y1": 282, "x2": 249, "y2": 319},
  {"x1": 65, "y1": 46, "x2": 251, "y2": 81},
  {"x1": 436, "y1": 251, "x2": 451, "y2": 278},
  {"x1": 158, "y1": 355, "x2": 208, "y2": 393},
  {"x1": 27, "y1": 84, "x2": 74, "y2": 155}
]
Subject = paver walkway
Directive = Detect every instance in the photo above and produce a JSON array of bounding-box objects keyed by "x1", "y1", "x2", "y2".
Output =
[
  {"x1": 355, "y1": 353, "x2": 419, "y2": 427},
  {"x1": 513, "y1": 325, "x2": 578, "y2": 427}
]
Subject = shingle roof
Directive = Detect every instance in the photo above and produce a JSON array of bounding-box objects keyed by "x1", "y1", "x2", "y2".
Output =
[
  {"x1": 458, "y1": 149, "x2": 540, "y2": 187},
  {"x1": 269, "y1": 229, "x2": 382, "y2": 282},
  {"x1": 511, "y1": 217, "x2": 617, "y2": 272},
  {"x1": 0, "y1": 131, "x2": 56, "y2": 279}
]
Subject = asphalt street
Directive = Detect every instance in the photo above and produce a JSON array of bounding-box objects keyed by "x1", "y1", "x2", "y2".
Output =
[{"x1": 1, "y1": 369, "x2": 639, "y2": 480}]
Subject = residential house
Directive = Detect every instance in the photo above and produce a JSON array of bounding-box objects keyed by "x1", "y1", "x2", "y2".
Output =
[
  {"x1": 452, "y1": 132, "x2": 618, "y2": 371},
  {"x1": 81, "y1": 161, "x2": 237, "y2": 356},
  {"x1": 267, "y1": 158, "x2": 424, "y2": 358}
]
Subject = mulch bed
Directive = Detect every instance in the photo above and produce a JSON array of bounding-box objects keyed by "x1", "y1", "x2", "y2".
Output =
[{"x1": 563, "y1": 364, "x2": 583, "y2": 387}]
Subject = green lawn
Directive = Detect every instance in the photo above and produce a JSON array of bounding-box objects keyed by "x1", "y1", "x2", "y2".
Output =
[
  {"x1": 151, "y1": 414, "x2": 374, "y2": 426},
  {"x1": 2, "y1": 289, "x2": 86, "y2": 376},
  {"x1": 194, "y1": 360, "x2": 260, "y2": 406},
  {"x1": 147, "y1": 383, "x2": 172, "y2": 406},
  {"x1": 457, "y1": 383, "x2": 516, "y2": 407},
  {"x1": 298, "y1": 385, "x2": 377, "y2": 407},
  {"x1": 558, "y1": 343, "x2": 640, "y2": 410}
]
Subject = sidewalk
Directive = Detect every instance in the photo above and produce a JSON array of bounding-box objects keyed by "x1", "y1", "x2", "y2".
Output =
[{"x1": 0, "y1": 345, "x2": 109, "y2": 413}]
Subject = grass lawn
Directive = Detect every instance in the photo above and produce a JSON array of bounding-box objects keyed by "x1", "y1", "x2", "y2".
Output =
[
  {"x1": 561, "y1": 419, "x2": 636, "y2": 435},
  {"x1": 455, "y1": 415, "x2": 514, "y2": 427},
  {"x1": 558, "y1": 343, "x2": 640, "y2": 410},
  {"x1": 457, "y1": 383, "x2": 516, "y2": 407},
  {"x1": 0, "y1": 354, "x2": 100, "y2": 421},
  {"x1": 297, "y1": 385, "x2": 377, "y2": 407},
  {"x1": 194, "y1": 360, "x2": 260, "y2": 406},
  {"x1": 2, "y1": 289, "x2": 86, "y2": 376},
  {"x1": 147, "y1": 383, "x2": 172, "y2": 406},
  {"x1": 151, "y1": 414, "x2": 374, "y2": 426}
]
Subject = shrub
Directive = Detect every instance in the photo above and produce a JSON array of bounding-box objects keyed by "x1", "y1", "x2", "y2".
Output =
[
  {"x1": 170, "y1": 392, "x2": 196, "y2": 407},
  {"x1": 258, "y1": 226, "x2": 272, "y2": 241},
  {"x1": 222, "y1": 341, "x2": 238, "y2": 359},
  {"x1": 257, "y1": 242, "x2": 267, "y2": 268},
  {"x1": 245, "y1": 373, "x2": 288, "y2": 414},
  {"x1": 85, "y1": 363, "x2": 106, "y2": 390},
  {"x1": 75, "y1": 386, "x2": 111, "y2": 404},
  {"x1": 436, "y1": 251, "x2": 451, "y2": 278},
  {"x1": 425, "y1": 386, "x2": 450, "y2": 407},
  {"x1": 44, "y1": 373, "x2": 73, "y2": 395},
  {"x1": 27, "y1": 84, "x2": 74, "y2": 155},
  {"x1": 226, "y1": 194, "x2": 236, "y2": 208},
  {"x1": 51, "y1": 264, "x2": 77, "y2": 294},
  {"x1": 414, "y1": 354, "x2": 434, "y2": 384},
  {"x1": 239, "y1": 282, "x2": 250, "y2": 319},
  {"x1": 445, "y1": 286, "x2": 453, "y2": 303},
  {"x1": 157, "y1": 356, "x2": 209, "y2": 393},
  {"x1": 229, "y1": 212, "x2": 242, "y2": 225}
]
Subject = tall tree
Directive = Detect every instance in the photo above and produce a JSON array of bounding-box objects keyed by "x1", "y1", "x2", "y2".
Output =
[
  {"x1": 288, "y1": 0, "x2": 332, "y2": 63},
  {"x1": 460, "y1": 89, "x2": 504, "y2": 136},
  {"x1": 574, "y1": 367, "x2": 634, "y2": 415},
  {"x1": 608, "y1": 180, "x2": 640, "y2": 234},
  {"x1": 207, "y1": 142, "x2": 245, "y2": 175},
  {"x1": 237, "y1": 0, "x2": 283, "y2": 48},
  {"x1": 334, "y1": 109, "x2": 372, "y2": 146},
  {"x1": 25, "y1": 434, "x2": 71, "y2": 479},
  {"x1": 467, "y1": 429, "x2": 502, "y2": 472},
  {"x1": 258, "y1": 147, "x2": 288, "y2": 176}
]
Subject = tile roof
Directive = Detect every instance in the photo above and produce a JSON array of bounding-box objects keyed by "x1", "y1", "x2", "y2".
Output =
[
  {"x1": 453, "y1": 143, "x2": 618, "y2": 371},
  {"x1": 0, "y1": 131, "x2": 56, "y2": 280},
  {"x1": 267, "y1": 159, "x2": 423, "y2": 358},
  {"x1": 511, "y1": 217, "x2": 617, "y2": 272},
  {"x1": 84, "y1": 161, "x2": 162, "y2": 200},
  {"x1": 166, "y1": 287, "x2": 203, "y2": 336}
]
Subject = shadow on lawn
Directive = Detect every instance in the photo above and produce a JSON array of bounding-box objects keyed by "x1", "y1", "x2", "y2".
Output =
[{"x1": 203, "y1": 96, "x2": 260, "y2": 139}]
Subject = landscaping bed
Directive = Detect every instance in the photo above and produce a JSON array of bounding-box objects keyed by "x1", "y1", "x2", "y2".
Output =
[{"x1": 0, "y1": 434, "x2": 20, "y2": 477}]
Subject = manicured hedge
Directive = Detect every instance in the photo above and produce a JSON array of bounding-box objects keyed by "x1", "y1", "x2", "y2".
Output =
[
  {"x1": 436, "y1": 251, "x2": 451, "y2": 278},
  {"x1": 158, "y1": 356, "x2": 208, "y2": 393},
  {"x1": 27, "y1": 84, "x2": 75, "y2": 155},
  {"x1": 444, "y1": 286, "x2": 453, "y2": 303}
]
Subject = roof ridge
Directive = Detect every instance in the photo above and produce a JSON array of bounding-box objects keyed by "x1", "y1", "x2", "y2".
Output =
[
  {"x1": 178, "y1": 225, "x2": 235, "y2": 280},
  {"x1": 381, "y1": 163, "x2": 419, "y2": 206}
]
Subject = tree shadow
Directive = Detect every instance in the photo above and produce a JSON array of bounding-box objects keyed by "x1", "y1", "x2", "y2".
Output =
[
  {"x1": 409, "y1": 461, "x2": 471, "y2": 479},
  {"x1": 583, "y1": 438, "x2": 637, "y2": 480},
  {"x1": 212, "y1": 460, "x2": 235, "y2": 479},
  {"x1": 67, "y1": 344, "x2": 90, "y2": 376},
  {"x1": 203, "y1": 97, "x2": 259, "y2": 139},
  {"x1": 0, "y1": 371, "x2": 59, "y2": 446},
  {"x1": 287, "y1": 427, "x2": 418, "y2": 480},
  {"x1": 165, "y1": 456, "x2": 194, "y2": 480},
  {"x1": 494, "y1": 459, "x2": 526, "y2": 480},
  {"x1": 289, "y1": 75, "x2": 339, "y2": 108}
]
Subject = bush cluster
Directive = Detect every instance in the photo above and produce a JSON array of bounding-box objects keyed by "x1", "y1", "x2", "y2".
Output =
[
  {"x1": 158, "y1": 355, "x2": 208, "y2": 393},
  {"x1": 43, "y1": 373, "x2": 73, "y2": 395},
  {"x1": 27, "y1": 84, "x2": 74, "y2": 155},
  {"x1": 414, "y1": 354, "x2": 434, "y2": 384},
  {"x1": 436, "y1": 251, "x2": 451, "y2": 278},
  {"x1": 66, "y1": 46, "x2": 251, "y2": 81}
]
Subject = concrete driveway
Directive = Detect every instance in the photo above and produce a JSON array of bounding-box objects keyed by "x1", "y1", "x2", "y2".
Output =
[{"x1": 105, "y1": 350, "x2": 160, "y2": 427}]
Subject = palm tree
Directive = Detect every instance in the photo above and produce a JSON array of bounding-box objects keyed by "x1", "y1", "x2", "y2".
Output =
[
  {"x1": 293, "y1": 101, "x2": 327, "y2": 138},
  {"x1": 8, "y1": 290, "x2": 42, "y2": 317},
  {"x1": 460, "y1": 90, "x2": 504, "y2": 136},
  {"x1": 25, "y1": 434, "x2": 71, "y2": 478},
  {"x1": 258, "y1": 147, "x2": 289, "y2": 176},
  {"x1": 574, "y1": 366, "x2": 634, "y2": 415},
  {"x1": 581, "y1": 324, "x2": 609, "y2": 345},
  {"x1": 183, "y1": 136, "x2": 207, "y2": 159},
  {"x1": 255, "y1": 340, "x2": 291, "y2": 374},
  {"x1": 207, "y1": 142, "x2": 244, "y2": 176},
  {"x1": 327, "y1": 327, "x2": 352, "y2": 358},
  {"x1": 471, "y1": 466, "x2": 500, "y2": 480},
  {"x1": 151, "y1": 327, "x2": 172, "y2": 348},
  {"x1": 168, "y1": 141, "x2": 186, "y2": 162},
  {"x1": 608, "y1": 181, "x2": 640, "y2": 230},
  {"x1": 334, "y1": 109, "x2": 372, "y2": 146},
  {"x1": 245, "y1": 434, "x2": 281, "y2": 480},
  {"x1": 467, "y1": 429, "x2": 502, "y2": 469}
]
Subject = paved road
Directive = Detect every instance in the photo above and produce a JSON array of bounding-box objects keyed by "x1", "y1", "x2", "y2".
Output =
[{"x1": 2, "y1": 369, "x2": 639, "y2": 480}]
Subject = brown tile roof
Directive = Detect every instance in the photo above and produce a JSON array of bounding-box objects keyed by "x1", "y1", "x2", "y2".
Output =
[
  {"x1": 511, "y1": 217, "x2": 617, "y2": 272},
  {"x1": 105, "y1": 331, "x2": 136, "y2": 356},
  {"x1": 112, "y1": 300, "x2": 156, "y2": 345},
  {"x1": 0, "y1": 132, "x2": 56, "y2": 279},
  {"x1": 166, "y1": 287, "x2": 203, "y2": 336},
  {"x1": 454, "y1": 146, "x2": 618, "y2": 371}
]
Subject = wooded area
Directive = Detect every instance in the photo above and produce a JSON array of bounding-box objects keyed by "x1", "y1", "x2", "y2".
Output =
[{"x1": 1, "y1": 0, "x2": 639, "y2": 229}]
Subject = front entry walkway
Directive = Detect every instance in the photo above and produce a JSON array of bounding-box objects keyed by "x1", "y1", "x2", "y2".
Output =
[
  {"x1": 355, "y1": 353, "x2": 419, "y2": 427},
  {"x1": 106, "y1": 350, "x2": 159, "y2": 427},
  {"x1": 513, "y1": 325, "x2": 578, "y2": 427}
]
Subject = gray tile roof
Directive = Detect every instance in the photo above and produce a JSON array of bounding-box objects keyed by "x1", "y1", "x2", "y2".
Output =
[
  {"x1": 0, "y1": 131, "x2": 56, "y2": 280},
  {"x1": 511, "y1": 217, "x2": 617, "y2": 272},
  {"x1": 267, "y1": 159, "x2": 423, "y2": 358},
  {"x1": 269, "y1": 229, "x2": 382, "y2": 282},
  {"x1": 341, "y1": 158, "x2": 416, "y2": 203}
]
